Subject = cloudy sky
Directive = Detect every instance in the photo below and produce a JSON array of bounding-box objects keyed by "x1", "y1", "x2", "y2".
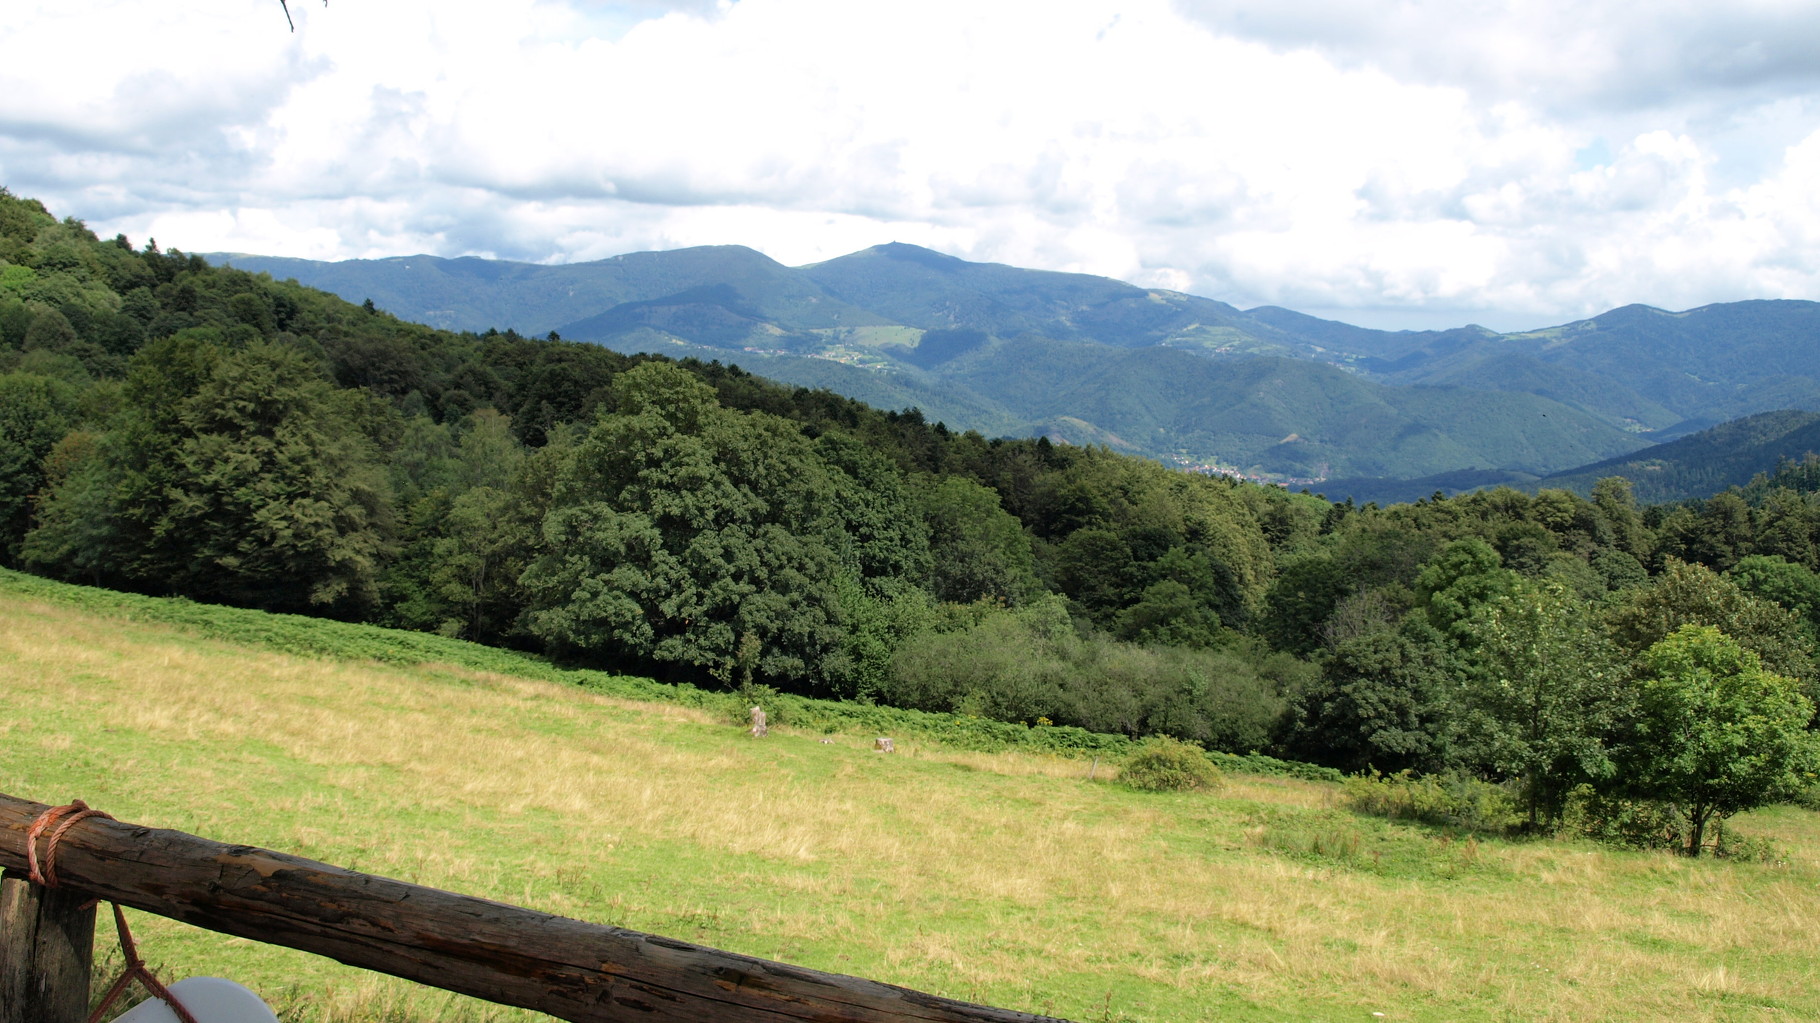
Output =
[{"x1": 3, "y1": 0, "x2": 1817, "y2": 330}]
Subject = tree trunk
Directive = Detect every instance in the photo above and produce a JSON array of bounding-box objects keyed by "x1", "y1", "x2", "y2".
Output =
[{"x1": 1686, "y1": 805, "x2": 1708, "y2": 857}]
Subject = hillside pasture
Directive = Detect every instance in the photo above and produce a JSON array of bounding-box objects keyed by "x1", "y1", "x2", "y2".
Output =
[{"x1": 5, "y1": 578, "x2": 1820, "y2": 1022}]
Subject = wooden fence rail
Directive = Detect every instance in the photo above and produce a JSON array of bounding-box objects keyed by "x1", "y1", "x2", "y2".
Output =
[{"x1": 0, "y1": 793, "x2": 1066, "y2": 1023}]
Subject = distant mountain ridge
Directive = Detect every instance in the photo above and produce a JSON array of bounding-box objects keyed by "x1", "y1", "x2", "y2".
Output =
[{"x1": 211, "y1": 245, "x2": 1820, "y2": 491}]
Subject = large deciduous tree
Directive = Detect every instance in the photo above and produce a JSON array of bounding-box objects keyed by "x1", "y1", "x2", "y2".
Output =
[
  {"x1": 151, "y1": 340, "x2": 393, "y2": 610},
  {"x1": 519, "y1": 362, "x2": 847, "y2": 689},
  {"x1": 1293, "y1": 628, "x2": 1449, "y2": 774},
  {"x1": 1606, "y1": 558, "x2": 1815, "y2": 698},
  {"x1": 25, "y1": 335, "x2": 394, "y2": 612},
  {"x1": 1726, "y1": 554, "x2": 1820, "y2": 635},
  {"x1": 1622, "y1": 625, "x2": 1818, "y2": 855},
  {"x1": 1415, "y1": 537, "x2": 1522, "y2": 643},
  {"x1": 917, "y1": 474, "x2": 1037, "y2": 605}
]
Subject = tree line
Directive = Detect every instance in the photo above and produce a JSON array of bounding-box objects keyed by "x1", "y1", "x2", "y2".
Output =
[{"x1": 5, "y1": 187, "x2": 1819, "y2": 851}]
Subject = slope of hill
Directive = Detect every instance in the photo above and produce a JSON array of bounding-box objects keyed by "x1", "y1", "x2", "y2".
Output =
[
  {"x1": 703, "y1": 348, "x2": 1034, "y2": 439},
  {"x1": 943, "y1": 340, "x2": 1646, "y2": 478},
  {"x1": 1317, "y1": 411, "x2": 1820, "y2": 506},
  {"x1": 211, "y1": 245, "x2": 1820, "y2": 487},
  {"x1": 1534, "y1": 409, "x2": 1820, "y2": 503},
  {"x1": 1355, "y1": 302, "x2": 1820, "y2": 429},
  {"x1": 1306, "y1": 468, "x2": 1542, "y2": 508},
  {"x1": 214, "y1": 245, "x2": 890, "y2": 336},
  {"x1": 1242, "y1": 305, "x2": 1501, "y2": 363},
  {"x1": 1384, "y1": 349, "x2": 1683, "y2": 433},
  {"x1": 797, "y1": 242, "x2": 1307, "y2": 354},
  {"x1": 11, "y1": 568, "x2": 1820, "y2": 1023}
]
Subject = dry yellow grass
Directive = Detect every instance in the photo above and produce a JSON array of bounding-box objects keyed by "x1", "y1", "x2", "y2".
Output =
[{"x1": 7, "y1": 588, "x2": 1820, "y2": 1022}]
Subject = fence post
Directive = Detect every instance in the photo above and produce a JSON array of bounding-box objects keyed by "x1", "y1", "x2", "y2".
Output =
[{"x1": 1, "y1": 870, "x2": 97, "y2": 1023}]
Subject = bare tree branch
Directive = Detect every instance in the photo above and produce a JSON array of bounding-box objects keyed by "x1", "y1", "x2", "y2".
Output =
[{"x1": 279, "y1": 0, "x2": 325, "y2": 33}]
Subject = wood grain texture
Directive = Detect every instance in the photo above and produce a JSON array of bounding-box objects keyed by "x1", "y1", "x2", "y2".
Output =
[
  {"x1": 0, "y1": 793, "x2": 1066, "y2": 1023},
  {"x1": 1, "y1": 872, "x2": 97, "y2": 1023}
]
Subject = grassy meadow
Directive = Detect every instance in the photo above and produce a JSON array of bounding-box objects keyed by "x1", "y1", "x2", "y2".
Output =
[{"x1": 5, "y1": 572, "x2": 1820, "y2": 1022}]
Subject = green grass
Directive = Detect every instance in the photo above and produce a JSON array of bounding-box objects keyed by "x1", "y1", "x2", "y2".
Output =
[
  {"x1": 0, "y1": 570, "x2": 1141, "y2": 759},
  {"x1": 7, "y1": 570, "x2": 1820, "y2": 1022}
]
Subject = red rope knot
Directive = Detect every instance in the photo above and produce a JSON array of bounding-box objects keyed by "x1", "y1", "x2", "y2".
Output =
[{"x1": 25, "y1": 798, "x2": 115, "y2": 888}]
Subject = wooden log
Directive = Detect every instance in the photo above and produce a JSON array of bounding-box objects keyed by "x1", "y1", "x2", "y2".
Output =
[
  {"x1": 0, "y1": 794, "x2": 1065, "y2": 1023},
  {"x1": 1, "y1": 870, "x2": 97, "y2": 1023}
]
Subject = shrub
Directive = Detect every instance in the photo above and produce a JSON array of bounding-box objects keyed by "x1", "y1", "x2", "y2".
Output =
[
  {"x1": 1118, "y1": 736, "x2": 1222, "y2": 792},
  {"x1": 1557, "y1": 785, "x2": 1687, "y2": 850},
  {"x1": 1558, "y1": 787, "x2": 1787, "y2": 860},
  {"x1": 1207, "y1": 750, "x2": 1344, "y2": 783},
  {"x1": 1342, "y1": 770, "x2": 1521, "y2": 833},
  {"x1": 1715, "y1": 829, "x2": 1786, "y2": 863}
]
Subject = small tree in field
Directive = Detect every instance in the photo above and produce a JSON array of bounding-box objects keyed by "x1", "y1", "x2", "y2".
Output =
[
  {"x1": 1624, "y1": 625, "x2": 1819, "y2": 856},
  {"x1": 1452, "y1": 581, "x2": 1624, "y2": 826}
]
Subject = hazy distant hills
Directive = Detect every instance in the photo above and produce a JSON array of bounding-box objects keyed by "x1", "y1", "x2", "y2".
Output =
[
  {"x1": 930, "y1": 340, "x2": 1633, "y2": 480},
  {"x1": 212, "y1": 244, "x2": 1820, "y2": 493}
]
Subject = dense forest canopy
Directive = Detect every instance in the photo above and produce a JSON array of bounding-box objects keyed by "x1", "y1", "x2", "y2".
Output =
[{"x1": 6, "y1": 187, "x2": 1819, "y2": 849}]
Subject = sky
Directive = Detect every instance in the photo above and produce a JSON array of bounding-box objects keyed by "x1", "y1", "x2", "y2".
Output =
[{"x1": 2, "y1": 0, "x2": 1817, "y2": 331}]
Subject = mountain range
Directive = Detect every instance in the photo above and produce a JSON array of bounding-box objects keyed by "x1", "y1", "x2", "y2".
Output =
[{"x1": 212, "y1": 244, "x2": 1820, "y2": 501}]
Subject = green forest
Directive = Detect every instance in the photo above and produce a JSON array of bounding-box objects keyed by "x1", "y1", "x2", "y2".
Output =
[{"x1": 6, "y1": 187, "x2": 1820, "y2": 855}]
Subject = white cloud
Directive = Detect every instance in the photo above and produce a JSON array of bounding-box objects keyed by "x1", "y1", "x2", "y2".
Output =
[
  {"x1": 1, "y1": 0, "x2": 1815, "y2": 330},
  {"x1": 1170, "y1": 0, "x2": 1820, "y2": 111}
]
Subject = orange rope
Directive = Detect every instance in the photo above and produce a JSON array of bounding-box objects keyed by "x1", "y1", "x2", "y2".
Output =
[
  {"x1": 25, "y1": 798, "x2": 112, "y2": 888},
  {"x1": 85, "y1": 904, "x2": 201, "y2": 1023},
  {"x1": 22, "y1": 801, "x2": 200, "y2": 1023}
]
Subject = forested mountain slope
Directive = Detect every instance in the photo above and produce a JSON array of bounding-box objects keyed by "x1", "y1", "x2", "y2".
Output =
[
  {"x1": 1348, "y1": 301, "x2": 1820, "y2": 435},
  {"x1": 1310, "y1": 411, "x2": 1820, "y2": 507},
  {"x1": 1536, "y1": 410, "x2": 1820, "y2": 503},
  {"x1": 942, "y1": 339, "x2": 1641, "y2": 479}
]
